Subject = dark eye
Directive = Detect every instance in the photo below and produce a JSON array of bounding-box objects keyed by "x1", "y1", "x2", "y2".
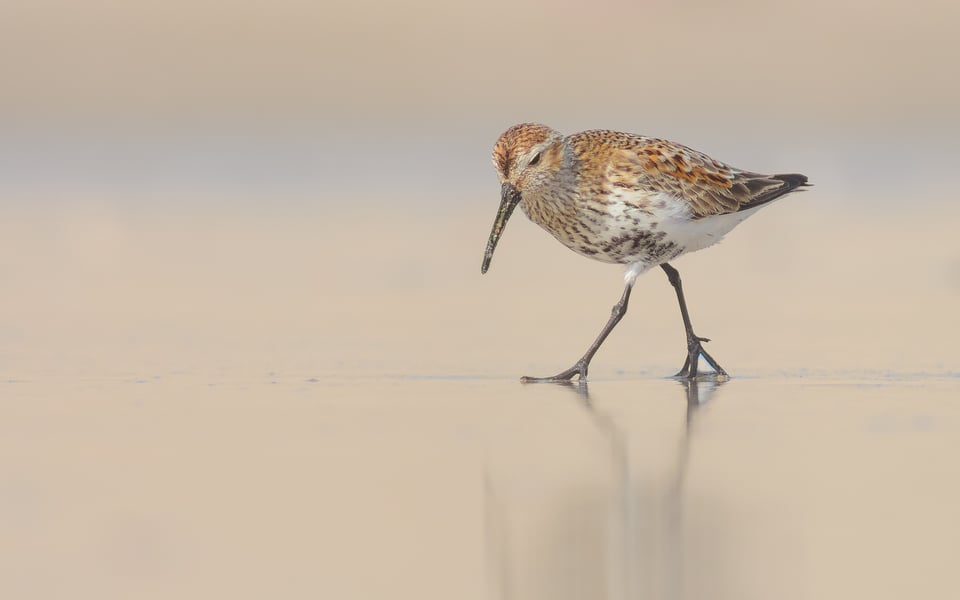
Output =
[{"x1": 529, "y1": 152, "x2": 542, "y2": 166}]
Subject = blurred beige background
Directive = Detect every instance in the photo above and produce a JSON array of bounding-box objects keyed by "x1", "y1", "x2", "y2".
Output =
[
  {"x1": 4, "y1": 0, "x2": 959, "y2": 127},
  {"x1": 2, "y1": 2, "x2": 960, "y2": 599},
  {"x1": 2, "y1": 0, "x2": 958, "y2": 378}
]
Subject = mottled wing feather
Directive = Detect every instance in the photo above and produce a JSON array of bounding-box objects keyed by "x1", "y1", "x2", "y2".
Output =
[{"x1": 571, "y1": 131, "x2": 807, "y2": 219}]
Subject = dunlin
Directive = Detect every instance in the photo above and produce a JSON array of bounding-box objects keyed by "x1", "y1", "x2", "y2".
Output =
[{"x1": 481, "y1": 123, "x2": 809, "y2": 381}]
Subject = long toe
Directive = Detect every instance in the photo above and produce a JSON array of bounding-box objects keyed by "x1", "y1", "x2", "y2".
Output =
[
  {"x1": 673, "y1": 355, "x2": 692, "y2": 378},
  {"x1": 521, "y1": 374, "x2": 577, "y2": 383},
  {"x1": 699, "y1": 347, "x2": 727, "y2": 377},
  {"x1": 521, "y1": 361, "x2": 587, "y2": 383}
]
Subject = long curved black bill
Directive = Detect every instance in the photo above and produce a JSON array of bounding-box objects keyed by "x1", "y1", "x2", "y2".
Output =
[{"x1": 481, "y1": 183, "x2": 522, "y2": 274}]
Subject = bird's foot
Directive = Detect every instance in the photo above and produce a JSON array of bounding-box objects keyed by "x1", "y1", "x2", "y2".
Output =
[
  {"x1": 521, "y1": 360, "x2": 588, "y2": 383},
  {"x1": 672, "y1": 336, "x2": 728, "y2": 380}
]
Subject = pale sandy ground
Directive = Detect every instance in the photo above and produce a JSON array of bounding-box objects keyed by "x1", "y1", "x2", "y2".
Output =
[{"x1": 1, "y1": 194, "x2": 958, "y2": 599}]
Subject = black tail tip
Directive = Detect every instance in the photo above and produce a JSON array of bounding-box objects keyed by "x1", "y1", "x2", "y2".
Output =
[{"x1": 776, "y1": 173, "x2": 811, "y2": 189}]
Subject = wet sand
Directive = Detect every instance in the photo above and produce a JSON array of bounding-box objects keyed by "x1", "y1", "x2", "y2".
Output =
[
  {"x1": 2, "y1": 201, "x2": 959, "y2": 598},
  {"x1": 2, "y1": 375, "x2": 958, "y2": 599}
]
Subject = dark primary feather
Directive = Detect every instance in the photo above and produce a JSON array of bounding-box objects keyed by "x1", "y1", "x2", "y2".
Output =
[{"x1": 725, "y1": 172, "x2": 810, "y2": 215}]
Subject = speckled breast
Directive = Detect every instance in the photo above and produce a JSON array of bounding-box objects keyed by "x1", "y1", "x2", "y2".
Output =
[{"x1": 520, "y1": 191, "x2": 683, "y2": 267}]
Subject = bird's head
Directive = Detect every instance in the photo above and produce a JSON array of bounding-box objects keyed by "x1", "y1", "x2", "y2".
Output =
[{"x1": 482, "y1": 123, "x2": 563, "y2": 274}]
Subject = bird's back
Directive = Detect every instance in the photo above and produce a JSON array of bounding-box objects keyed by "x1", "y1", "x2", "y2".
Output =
[{"x1": 565, "y1": 130, "x2": 808, "y2": 219}]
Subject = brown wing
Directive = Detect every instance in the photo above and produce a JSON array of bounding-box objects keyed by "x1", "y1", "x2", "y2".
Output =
[{"x1": 574, "y1": 131, "x2": 809, "y2": 218}]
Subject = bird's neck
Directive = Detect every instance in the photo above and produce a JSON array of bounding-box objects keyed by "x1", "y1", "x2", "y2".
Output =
[{"x1": 520, "y1": 182, "x2": 578, "y2": 233}]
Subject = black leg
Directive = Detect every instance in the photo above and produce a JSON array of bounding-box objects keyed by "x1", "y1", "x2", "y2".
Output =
[
  {"x1": 522, "y1": 283, "x2": 633, "y2": 383},
  {"x1": 660, "y1": 263, "x2": 727, "y2": 378}
]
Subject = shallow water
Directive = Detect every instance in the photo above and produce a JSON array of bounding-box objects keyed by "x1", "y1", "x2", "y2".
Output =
[{"x1": 2, "y1": 374, "x2": 958, "y2": 599}]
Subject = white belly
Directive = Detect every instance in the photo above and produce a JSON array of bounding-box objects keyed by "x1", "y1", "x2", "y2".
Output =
[{"x1": 622, "y1": 200, "x2": 767, "y2": 285}]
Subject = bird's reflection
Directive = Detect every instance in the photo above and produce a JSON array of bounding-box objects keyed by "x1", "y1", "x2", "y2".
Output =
[
  {"x1": 550, "y1": 376, "x2": 724, "y2": 414},
  {"x1": 485, "y1": 376, "x2": 727, "y2": 600},
  {"x1": 538, "y1": 375, "x2": 723, "y2": 415},
  {"x1": 583, "y1": 377, "x2": 725, "y2": 600}
]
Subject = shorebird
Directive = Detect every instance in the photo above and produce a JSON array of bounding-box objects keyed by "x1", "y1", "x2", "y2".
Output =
[{"x1": 481, "y1": 123, "x2": 809, "y2": 381}]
